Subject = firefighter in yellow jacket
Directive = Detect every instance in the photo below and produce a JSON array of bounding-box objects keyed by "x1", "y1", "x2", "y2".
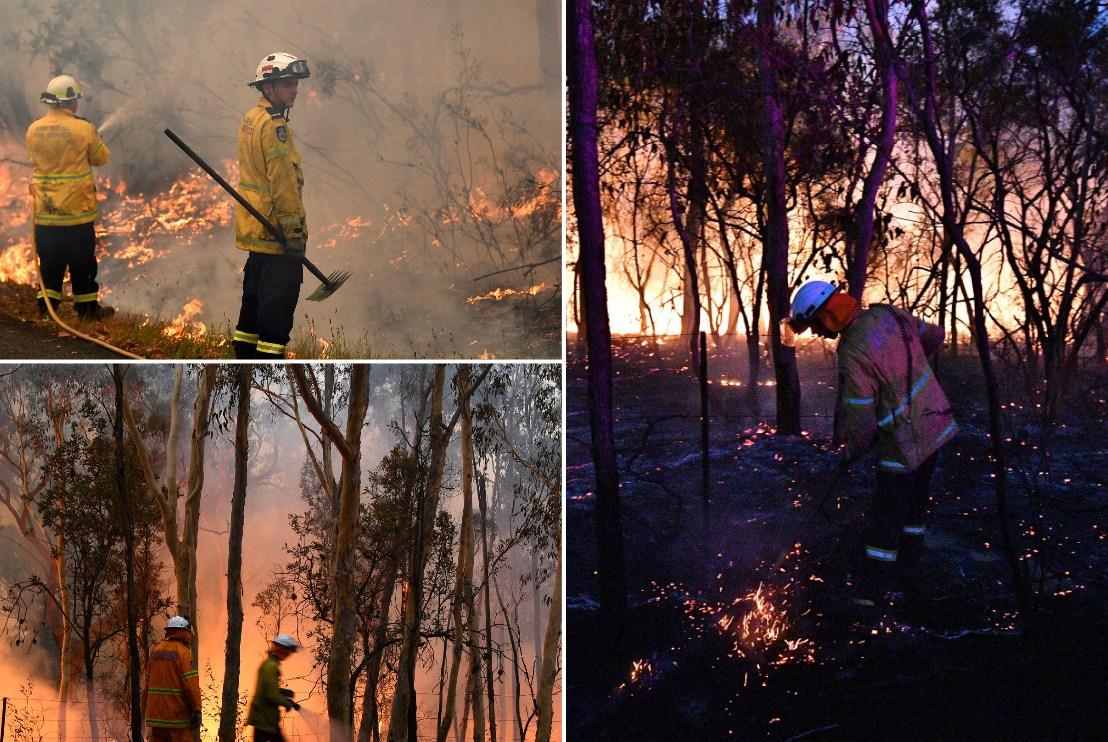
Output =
[
  {"x1": 785, "y1": 281, "x2": 958, "y2": 610},
  {"x1": 143, "y1": 615, "x2": 202, "y2": 741},
  {"x1": 232, "y1": 52, "x2": 311, "y2": 359},
  {"x1": 246, "y1": 633, "x2": 300, "y2": 742},
  {"x1": 25, "y1": 74, "x2": 114, "y2": 320}
]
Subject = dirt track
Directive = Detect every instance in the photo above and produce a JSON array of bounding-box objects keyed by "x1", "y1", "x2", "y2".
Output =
[{"x1": 0, "y1": 311, "x2": 125, "y2": 359}]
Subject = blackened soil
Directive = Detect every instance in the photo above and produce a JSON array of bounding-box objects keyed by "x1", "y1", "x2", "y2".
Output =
[{"x1": 568, "y1": 337, "x2": 1108, "y2": 740}]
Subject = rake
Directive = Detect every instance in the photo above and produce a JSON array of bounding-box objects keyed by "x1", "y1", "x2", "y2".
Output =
[{"x1": 163, "y1": 128, "x2": 350, "y2": 301}]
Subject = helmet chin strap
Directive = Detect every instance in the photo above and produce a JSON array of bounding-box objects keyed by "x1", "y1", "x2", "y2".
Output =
[{"x1": 261, "y1": 85, "x2": 289, "y2": 116}]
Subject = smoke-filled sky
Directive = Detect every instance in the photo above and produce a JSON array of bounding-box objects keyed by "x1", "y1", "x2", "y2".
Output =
[
  {"x1": 0, "y1": 0, "x2": 562, "y2": 358},
  {"x1": 0, "y1": 363, "x2": 561, "y2": 740}
]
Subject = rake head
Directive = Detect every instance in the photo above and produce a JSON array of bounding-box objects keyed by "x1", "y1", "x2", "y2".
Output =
[{"x1": 305, "y1": 270, "x2": 352, "y2": 302}]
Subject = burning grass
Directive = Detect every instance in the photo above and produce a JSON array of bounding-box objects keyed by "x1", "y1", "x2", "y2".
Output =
[
  {"x1": 0, "y1": 281, "x2": 228, "y2": 359},
  {"x1": 0, "y1": 141, "x2": 560, "y2": 358}
]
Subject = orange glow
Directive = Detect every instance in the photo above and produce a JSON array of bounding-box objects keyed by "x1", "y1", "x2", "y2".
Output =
[
  {"x1": 161, "y1": 297, "x2": 207, "y2": 339},
  {"x1": 467, "y1": 282, "x2": 549, "y2": 304}
]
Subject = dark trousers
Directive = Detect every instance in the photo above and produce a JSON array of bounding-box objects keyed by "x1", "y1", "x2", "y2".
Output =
[
  {"x1": 253, "y1": 729, "x2": 285, "y2": 742},
  {"x1": 34, "y1": 222, "x2": 100, "y2": 313},
  {"x1": 858, "y1": 451, "x2": 939, "y2": 600},
  {"x1": 234, "y1": 251, "x2": 303, "y2": 359}
]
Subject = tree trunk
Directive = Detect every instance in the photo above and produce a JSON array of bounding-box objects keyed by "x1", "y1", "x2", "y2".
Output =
[
  {"x1": 756, "y1": 0, "x2": 802, "y2": 434},
  {"x1": 292, "y1": 366, "x2": 371, "y2": 742},
  {"x1": 438, "y1": 368, "x2": 479, "y2": 742},
  {"x1": 85, "y1": 659, "x2": 100, "y2": 742},
  {"x1": 124, "y1": 365, "x2": 215, "y2": 665},
  {"x1": 218, "y1": 365, "x2": 252, "y2": 742},
  {"x1": 569, "y1": 0, "x2": 627, "y2": 655},
  {"x1": 477, "y1": 475, "x2": 497, "y2": 742},
  {"x1": 357, "y1": 572, "x2": 397, "y2": 742},
  {"x1": 388, "y1": 368, "x2": 446, "y2": 742},
  {"x1": 534, "y1": 542, "x2": 561, "y2": 742},
  {"x1": 467, "y1": 594, "x2": 485, "y2": 742},
  {"x1": 113, "y1": 366, "x2": 144, "y2": 742},
  {"x1": 900, "y1": 0, "x2": 1030, "y2": 620},
  {"x1": 845, "y1": 0, "x2": 899, "y2": 298}
]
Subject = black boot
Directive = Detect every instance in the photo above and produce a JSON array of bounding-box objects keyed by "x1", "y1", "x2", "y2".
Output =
[
  {"x1": 77, "y1": 302, "x2": 116, "y2": 320},
  {"x1": 232, "y1": 340, "x2": 260, "y2": 359}
]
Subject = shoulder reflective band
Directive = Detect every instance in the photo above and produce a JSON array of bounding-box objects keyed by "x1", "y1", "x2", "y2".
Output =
[{"x1": 902, "y1": 525, "x2": 926, "y2": 535}]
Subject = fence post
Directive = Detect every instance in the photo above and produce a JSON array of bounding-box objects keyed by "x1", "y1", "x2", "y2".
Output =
[
  {"x1": 2, "y1": 695, "x2": 8, "y2": 742},
  {"x1": 700, "y1": 331, "x2": 710, "y2": 540}
]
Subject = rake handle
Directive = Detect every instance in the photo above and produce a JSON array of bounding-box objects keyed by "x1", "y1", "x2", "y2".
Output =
[{"x1": 163, "y1": 128, "x2": 334, "y2": 287}]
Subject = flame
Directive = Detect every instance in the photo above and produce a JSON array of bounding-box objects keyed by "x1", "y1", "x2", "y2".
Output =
[
  {"x1": 467, "y1": 283, "x2": 548, "y2": 304},
  {"x1": 161, "y1": 298, "x2": 207, "y2": 338}
]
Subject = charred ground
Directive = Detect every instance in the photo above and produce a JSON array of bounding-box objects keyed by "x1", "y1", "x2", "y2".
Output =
[{"x1": 568, "y1": 336, "x2": 1108, "y2": 740}]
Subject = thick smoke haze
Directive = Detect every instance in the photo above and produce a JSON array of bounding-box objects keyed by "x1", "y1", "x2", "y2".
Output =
[
  {"x1": 0, "y1": 1, "x2": 561, "y2": 357},
  {"x1": 0, "y1": 364, "x2": 561, "y2": 740}
]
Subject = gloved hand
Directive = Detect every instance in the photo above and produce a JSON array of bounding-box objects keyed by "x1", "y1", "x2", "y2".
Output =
[
  {"x1": 283, "y1": 238, "x2": 307, "y2": 259},
  {"x1": 190, "y1": 711, "x2": 202, "y2": 729},
  {"x1": 291, "y1": 702, "x2": 301, "y2": 711}
]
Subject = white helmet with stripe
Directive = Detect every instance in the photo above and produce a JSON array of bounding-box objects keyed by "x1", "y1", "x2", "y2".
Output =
[
  {"x1": 249, "y1": 53, "x2": 310, "y2": 88},
  {"x1": 41, "y1": 75, "x2": 82, "y2": 105}
]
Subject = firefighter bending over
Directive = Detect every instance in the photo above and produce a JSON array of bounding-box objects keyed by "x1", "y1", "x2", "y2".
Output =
[
  {"x1": 785, "y1": 281, "x2": 958, "y2": 614},
  {"x1": 143, "y1": 615, "x2": 202, "y2": 740},
  {"x1": 247, "y1": 633, "x2": 300, "y2": 742},
  {"x1": 232, "y1": 52, "x2": 311, "y2": 359},
  {"x1": 26, "y1": 74, "x2": 115, "y2": 320}
]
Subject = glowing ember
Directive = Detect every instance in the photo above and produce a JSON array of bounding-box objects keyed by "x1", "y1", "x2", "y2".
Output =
[{"x1": 466, "y1": 282, "x2": 548, "y2": 303}]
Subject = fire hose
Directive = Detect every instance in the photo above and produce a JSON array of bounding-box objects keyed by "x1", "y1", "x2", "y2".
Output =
[{"x1": 29, "y1": 186, "x2": 144, "y2": 360}]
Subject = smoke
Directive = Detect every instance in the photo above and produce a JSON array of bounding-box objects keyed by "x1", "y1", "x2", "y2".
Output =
[
  {"x1": 0, "y1": 363, "x2": 560, "y2": 740},
  {"x1": 0, "y1": 0, "x2": 561, "y2": 358}
]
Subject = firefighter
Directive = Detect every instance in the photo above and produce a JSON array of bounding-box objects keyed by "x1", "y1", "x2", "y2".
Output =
[
  {"x1": 143, "y1": 615, "x2": 202, "y2": 740},
  {"x1": 232, "y1": 52, "x2": 311, "y2": 359},
  {"x1": 785, "y1": 280, "x2": 958, "y2": 613},
  {"x1": 246, "y1": 633, "x2": 301, "y2": 742},
  {"x1": 26, "y1": 74, "x2": 115, "y2": 320}
]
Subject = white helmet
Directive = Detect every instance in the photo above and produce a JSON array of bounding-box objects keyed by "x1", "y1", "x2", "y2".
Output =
[
  {"x1": 273, "y1": 633, "x2": 299, "y2": 651},
  {"x1": 166, "y1": 615, "x2": 192, "y2": 631},
  {"x1": 249, "y1": 53, "x2": 310, "y2": 88},
  {"x1": 41, "y1": 75, "x2": 82, "y2": 105},
  {"x1": 789, "y1": 280, "x2": 838, "y2": 327}
]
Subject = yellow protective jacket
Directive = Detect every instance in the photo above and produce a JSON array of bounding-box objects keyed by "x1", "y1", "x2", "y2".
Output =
[
  {"x1": 26, "y1": 107, "x2": 109, "y2": 226},
  {"x1": 835, "y1": 305, "x2": 958, "y2": 473},
  {"x1": 143, "y1": 634, "x2": 202, "y2": 729},
  {"x1": 246, "y1": 654, "x2": 294, "y2": 733},
  {"x1": 235, "y1": 99, "x2": 306, "y2": 254}
]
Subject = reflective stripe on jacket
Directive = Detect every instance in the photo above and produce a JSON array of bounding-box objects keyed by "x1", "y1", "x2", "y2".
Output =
[
  {"x1": 143, "y1": 636, "x2": 201, "y2": 728},
  {"x1": 835, "y1": 305, "x2": 958, "y2": 472},
  {"x1": 235, "y1": 99, "x2": 306, "y2": 254},
  {"x1": 26, "y1": 108, "x2": 109, "y2": 226},
  {"x1": 246, "y1": 654, "x2": 294, "y2": 733}
]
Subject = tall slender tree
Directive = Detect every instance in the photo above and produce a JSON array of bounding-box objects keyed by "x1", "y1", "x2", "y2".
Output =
[{"x1": 569, "y1": 0, "x2": 627, "y2": 654}]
